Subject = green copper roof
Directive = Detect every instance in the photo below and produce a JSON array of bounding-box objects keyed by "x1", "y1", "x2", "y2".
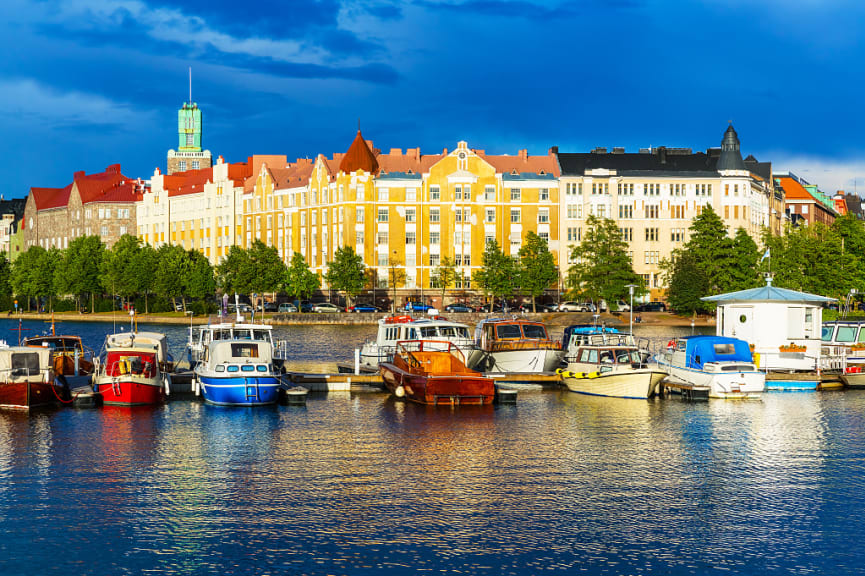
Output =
[{"x1": 701, "y1": 281, "x2": 835, "y2": 303}]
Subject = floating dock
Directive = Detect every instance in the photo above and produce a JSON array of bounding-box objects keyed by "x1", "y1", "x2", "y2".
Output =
[
  {"x1": 289, "y1": 370, "x2": 563, "y2": 392},
  {"x1": 658, "y1": 380, "x2": 710, "y2": 401}
]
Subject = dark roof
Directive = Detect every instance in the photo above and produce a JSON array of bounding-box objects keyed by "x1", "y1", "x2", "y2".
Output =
[
  {"x1": 557, "y1": 148, "x2": 720, "y2": 176},
  {"x1": 717, "y1": 124, "x2": 746, "y2": 171}
]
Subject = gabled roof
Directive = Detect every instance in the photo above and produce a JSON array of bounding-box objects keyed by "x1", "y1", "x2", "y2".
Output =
[
  {"x1": 483, "y1": 151, "x2": 561, "y2": 177},
  {"x1": 702, "y1": 280, "x2": 834, "y2": 303},
  {"x1": 163, "y1": 167, "x2": 213, "y2": 198},
  {"x1": 271, "y1": 159, "x2": 314, "y2": 190},
  {"x1": 30, "y1": 184, "x2": 72, "y2": 210},
  {"x1": 339, "y1": 130, "x2": 379, "y2": 175}
]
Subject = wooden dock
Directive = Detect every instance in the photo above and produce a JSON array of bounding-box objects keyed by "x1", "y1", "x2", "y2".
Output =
[
  {"x1": 658, "y1": 380, "x2": 710, "y2": 401},
  {"x1": 289, "y1": 370, "x2": 564, "y2": 392}
]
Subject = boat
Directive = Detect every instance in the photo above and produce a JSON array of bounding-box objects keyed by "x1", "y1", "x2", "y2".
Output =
[
  {"x1": 379, "y1": 340, "x2": 495, "y2": 405},
  {"x1": 656, "y1": 335, "x2": 765, "y2": 399},
  {"x1": 821, "y1": 320, "x2": 865, "y2": 388},
  {"x1": 23, "y1": 330, "x2": 95, "y2": 389},
  {"x1": 359, "y1": 315, "x2": 475, "y2": 369},
  {"x1": 194, "y1": 338, "x2": 283, "y2": 406},
  {"x1": 92, "y1": 332, "x2": 173, "y2": 406},
  {"x1": 0, "y1": 345, "x2": 68, "y2": 410},
  {"x1": 468, "y1": 318, "x2": 562, "y2": 373},
  {"x1": 187, "y1": 322, "x2": 288, "y2": 371},
  {"x1": 557, "y1": 332, "x2": 666, "y2": 399}
]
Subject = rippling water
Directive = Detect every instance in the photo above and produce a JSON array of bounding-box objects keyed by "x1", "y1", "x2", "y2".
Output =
[{"x1": 0, "y1": 319, "x2": 863, "y2": 575}]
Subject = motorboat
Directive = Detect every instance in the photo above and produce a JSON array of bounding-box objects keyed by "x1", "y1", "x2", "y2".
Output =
[
  {"x1": 468, "y1": 318, "x2": 562, "y2": 373},
  {"x1": 92, "y1": 332, "x2": 173, "y2": 406},
  {"x1": 821, "y1": 320, "x2": 865, "y2": 388},
  {"x1": 379, "y1": 340, "x2": 495, "y2": 405},
  {"x1": 187, "y1": 322, "x2": 288, "y2": 371},
  {"x1": 359, "y1": 315, "x2": 475, "y2": 369},
  {"x1": 656, "y1": 335, "x2": 765, "y2": 399},
  {"x1": 0, "y1": 346, "x2": 67, "y2": 410},
  {"x1": 557, "y1": 332, "x2": 666, "y2": 399},
  {"x1": 23, "y1": 331, "x2": 95, "y2": 389},
  {"x1": 194, "y1": 339, "x2": 283, "y2": 406}
]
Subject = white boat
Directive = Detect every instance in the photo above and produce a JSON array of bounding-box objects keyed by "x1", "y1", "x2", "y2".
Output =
[
  {"x1": 194, "y1": 339, "x2": 283, "y2": 406},
  {"x1": 821, "y1": 320, "x2": 865, "y2": 388},
  {"x1": 468, "y1": 318, "x2": 562, "y2": 373},
  {"x1": 187, "y1": 322, "x2": 287, "y2": 371},
  {"x1": 656, "y1": 335, "x2": 765, "y2": 399},
  {"x1": 92, "y1": 332, "x2": 173, "y2": 406},
  {"x1": 557, "y1": 332, "x2": 666, "y2": 399},
  {"x1": 359, "y1": 315, "x2": 475, "y2": 370}
]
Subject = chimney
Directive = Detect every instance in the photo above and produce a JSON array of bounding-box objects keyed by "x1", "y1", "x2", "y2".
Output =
[
  {"x1": 519, "y1": 149, "x2": 528, "y2": 161},
  {"x1": 390, "y1": 148, "x2": 402, "y2": 156},
  {"x1": 443, "y1": 148, "x2": 448, "y2": 155},
  {"x1": 106, "y1": 164, "x2": 121, "y2": 173},
  {"x1": 74, "y1": 170, "x2": 86, "y2": 180},
  {"x1": 549, "y1": 146, "x2": 559, "y2": 156},
  {"x1": 475, "y1": 150, "x2": 485, "y2": 156},
  {"x1": 218, "y1": 155, "x2": 224, "y2": 164},
  {"x1": 658, "y1": 146, "x2": 667, "y2": 164}
]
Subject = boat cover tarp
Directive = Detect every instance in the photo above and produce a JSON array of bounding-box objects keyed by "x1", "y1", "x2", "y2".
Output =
[{"x1": 684, "y1": 336, "x2": 752, "y2": 369}]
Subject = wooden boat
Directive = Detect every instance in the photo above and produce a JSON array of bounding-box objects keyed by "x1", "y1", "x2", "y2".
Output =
[
  {"x1": 92, "y1": 332, "x2": 172, "y2": 406},
  {"x1": 557, "y1": 332, "x2": 666, "y2": 399},
  {"x1": 656, "y1": 336, "x2": 765, "y2": 399},
  {"x1": 379, "y1": 340, "x2": 495, "y2": 405},
  {"x1": 0, "y1": 346, "x2": 67, "y2": 410},
  {"x1": 23, "y1": 333, "x2": 94, "y2": 388},
  {"x1": 359, "y1": 315, "x2": 475, "y2": 369},
  {"x1": 468, "y1": 318, "x2": 562, "y2": 373}
]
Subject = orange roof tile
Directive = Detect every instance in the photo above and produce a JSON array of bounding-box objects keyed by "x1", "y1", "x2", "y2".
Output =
[
  {"x1": 30, "y1": 184, "x2": 72, "y2": 210},
  {"x1": 483, "y1": 149, "x2": 561, "y2": 177},
  {"x1": 776, "y1": 177, "x2": 814, "y2": 200},
  {"x1": 165, "y1": 167, "x2": 214, "y2": 197}
]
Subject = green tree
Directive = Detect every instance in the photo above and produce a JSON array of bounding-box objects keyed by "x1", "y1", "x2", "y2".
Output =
[
  {"x1": 432, "y1": 255, "x2": 457, "y2": 309},
  {"x1": 518, "y1": 231, "x2": 559, "y2": 312},
  {"x1": 216, "y1": 245, "x2": 253, "y2": 295},
  {"x1": 246, "y1": 240, "x2": 286, "y2": 311},
  {"x1": 662, "y1": 250, "x2": 710, "y2": 314},
  {"x1": 472, "y1": 239, "x2": 516, "y2": 312},
  {"x1": 284, "y1": 252, "x2": 320, "y2": 311},
  {"x1": 55, "y1": 236, "x2": 104, "y2": 312},
  {"x1": 728, "y1": 228, "x2": 761, "y2": 291},
  {"x1": 324, "y1": 246, "x2": 366, "y2": 308},
  {"x1": 183, "y1": 249, "x2": 216, "y2": 311},
  {"x1": 134, "y1": 244, "x2": 158, "y2": 314},
  {"x1": 100, "y1": 234, "x2": 142, "y2": 307},
  {"x1": 682, "y1": 205, "x2": 734, "y2": 294},
  {"x1": 0, "y1": 255, "x2": 12, "y2": 311},
  {"x1": 567, "y1": 216, "x2": 642, "y2": 305},
  {"x1": 12, "y1": 246, "x2": 49, "y2": 311},
  {"x1": 153, "y1": 244, "x2": 186, "y2": 310}
]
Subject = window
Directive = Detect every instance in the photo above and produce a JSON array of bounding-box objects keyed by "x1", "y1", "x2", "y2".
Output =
[
  {"x1": 192, "y1": 160, "x2": 200, "y2": 170},
  {"x1": 405, "y1": 252, "x2": 416, "y2": 267},
  {"x1": 406, "y1": 231, "x2": 416, "y2": 244},
  {"x1": 619, "y1": 205, "x2": 633, "y2": 219},
  {"x1": 645, "y1": 183, "x2": 659, "y2": 196},
  {"x1": 430, "y1": 186, "x2": 440, "y2": 201},
  {"x1": 671, "y1": 228, "x2": 685, "y2": 242},
  {"x1": 510, "y1": 188, "x2": 521, "y2": 201},
  {"x1": 539, "y1": 232, "x2": 549, "y2": 243},
  {"x1": 485, "y1": 209, "x2": 495, "y2": 223},
  {"x1": 405, "y1": 208, "x2": 415, "y2": 222},
  {"x1": 538, "y1": 208, "x2": 550, "y2": 223},
  {"x1": 377, "y1": 208, "x2": 388, "y2": 222},
  {"x1": 430, "y1": 208, "x2": 440, "y2": 223},
  {"x1": 455, "y1": 208, "x2": 463, "y2": 223},
  {"x1": 356, "y1": 207, "x2": 364, "y2": 223},
  {"x1": 620, "y1": 227, "x2": 633, "y2": 241},
  {"x1": 462, "y1": 185, "x2": 470, "y2": 199},
  {"x1": 672, "y1": 205, "x2": 685, "y2": 219},
  {"x1": 510, "y1": 209, "x2": 521, "y2": 223},
  {"x1": 539, "y1": 188, "x2": 549, "y2": 201},
  {"x1": 567, "y1": 205, "x2": 580, "y2": 219},
  {"x1": 430, "y1": 231, "x2": 440, "y2": 244},
  {"x1": 179, "y1": 161, "x2": 187, "y2": 172},
  {"x1": 595, "y1": 205, "x2": 606, "y2": 218},
  {"x1": 454, "y1": 185, "x2": 462, "y2": 200},
  {"x1": 355, "y1": 230, "x2": 364, "y2": 245},
  {"x1": 644, "y1": 251, "x2": 660, "y2": 264},
  {"x1": 645, "y1": 227, "x2": 659, "y2": 241},
  {"x1": 567, "y1": 227, "x2": 581, "y2": 242},
  {"x1": 377, "y1": 231, "x2": 388, "y2": 245},
  {"x1": 378, "y1": 253, "x2": 388, "y2": 267},
  {"x1": 617, "y1": 183, "x2": 634, "y2": 195},
  {"x1": 485, "y1": 185, "x2": 495, "y2": 201},
  {"x1": 406, "y1": 188, "x2": 416, "y2": 201},
  {"x1": 378, "y1": 188, "x2": 389, "y2": 201},
  {"x1": 429, "y1": 254, "x2": 440, "y2": 267},
  {"x1": 645, "y1": 205, "x2": 659, "y2": 219}
]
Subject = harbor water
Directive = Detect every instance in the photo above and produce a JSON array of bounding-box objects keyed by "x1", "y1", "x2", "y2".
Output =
[{"x1": 1, "y1": 319, "x2": 864, "y2": 575}]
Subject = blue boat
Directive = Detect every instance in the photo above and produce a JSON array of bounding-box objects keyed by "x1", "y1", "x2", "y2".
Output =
[{"x1": 194, "y1": 339, "x2": 283, "y2": 406}]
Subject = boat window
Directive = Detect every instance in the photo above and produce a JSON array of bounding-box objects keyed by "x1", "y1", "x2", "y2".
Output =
[
  {"x1": 253, "y1": 330, "x2": 269, "y2": 341},
  {"x1": 235, "y1": 329, "x2": 252, "y2": 339},
  {"x1": 455, "y1": 327, "x2": 470, "y2": 339},
  {"x1": 579, "y1": 349, "x2": 598, "y2": 363},
  {"x1": 522, "y1": 324, "x2": 547, "y2": 339},
  {"x1": 821, "y1": 326, "x2": 835, "y2": 342},
  {"x1": 420, "y1": 327, "x2": 438, "y2": 338},
  {"x1": 231, "y1": 343, "x2": 259, "y2": 358},
  {"x1": 836, "y1": 326, "x2": 857, "y2": 343},
  {"x1": 616, "y1": 351, "x2": 632, "y2": 363},
  {"x1": 227, "y1": 365, "x2": 239, "y2": 372},
  {"x1": 599, "y1": 351, "x2": 614, "y2": 364},
  {"x1": 439, "y1": 326, "x2": 456, "y2": 338},
  {"x1": 496, "y1": 324, "x2": 523, "y2": 339},
  {"x1": 858, "y1": 330, "x2": 865, "y2": 344},
  {"x1": 406, "y1": 328, "x2": 418, "y2": 340},
  {"x1": 676, "y1": 341, "x2": 686, "y2": 351},
  {"x1": 215, "y1": 365, "x2": 225, "y2": 372},
  {"x1": 630, "y1": 351, "x2": 642, "y2": 363},
  {"x1": 11, "y1": 352, "x2": 40, "y2": 376},
  {"x1": 713, "y1": 343, "x2": 736, "y2": 355},
  {"x1": 256, "y1": 365, "x2": 268, "y2": 372},
  {"x1": 241, "y1": 365, "x2": 255, "y2": 372}
]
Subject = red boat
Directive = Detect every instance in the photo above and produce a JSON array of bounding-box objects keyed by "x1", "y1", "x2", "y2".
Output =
[
  {"x1": 379, "y1": 340, "x2": 495, "y2": 405},
  {"x1": 0, "y1": 346, "x2": 67, "y2": 410},
  {"x1": 93, "y1": 332, "x2": 170, "y2": 406}
]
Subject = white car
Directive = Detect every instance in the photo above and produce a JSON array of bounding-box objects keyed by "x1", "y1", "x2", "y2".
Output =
[
  {"x1": 559, "y1": 301, "x2": 596, "y2": 312},
  {"x1": 614, "y1": 300, "x2": 631, "y2": 312},
  {"x1": 278, "y1": 303, "x2": 297, "y2": 313}
]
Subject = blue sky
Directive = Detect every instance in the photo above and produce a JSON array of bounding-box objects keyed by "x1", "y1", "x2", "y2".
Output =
[{"x1": 2, "y1": 0, "x2": 865, "y2": 197}]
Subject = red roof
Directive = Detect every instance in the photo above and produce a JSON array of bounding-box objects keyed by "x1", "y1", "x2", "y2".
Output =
[
  {"x1": 30, "y1": 184, "x2": 72, "y2": 210},
  {"x1": 163, "y1": 167, "x2": 214, "y2": 197},
  {"x1": 776, "y1": 177, "x2": 813, "y2": 201},
  {"x1": 339, "y1": 130, "x2": 379, "y2": 175},
  {"x1": 482, "y1": 149, "x2": 561, "y2": 177}
]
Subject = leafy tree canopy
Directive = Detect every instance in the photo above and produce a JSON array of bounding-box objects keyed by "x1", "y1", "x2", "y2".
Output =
[{"x1": 567, "y1": 215, "x2": 643, "y2": 305}]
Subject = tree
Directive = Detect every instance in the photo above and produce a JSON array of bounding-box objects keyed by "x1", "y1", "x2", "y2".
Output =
[
  {"x1": 0, "y1": 255, "x2": 12, "y2": 311},
  {"x1": 432, "y1": 255, "x2": 457, "y2": 309},
  {"x1": 55, "y1": 236, "x2": 104, "y2": 312},
  {"x1": 324, "y1": 245, "x2": 366, "y2": 308},
  {"x1": 663, "y1": 250, "x2": 710, "y2": 315},
  {"x1": 100, "y1": 234, "x2": 142, "y2": 307},
  {"x1": 567, "y1": 216, "x2": 642, "y2": 305},
  {"x1": 518, "y1": 232, "x2": 559, "y2": 312},
  {"x1": 246, "y1": 240, "x2": 286, "y2": 311},
  {"x1": 728, "y1": 228, "x2": 761, "y2": 291},
  {"x1": 12, "y1": 246, "x2": 48, "y2": 311},
  {"x1": 153, "y1": 244, "x2": 186, "y2": 310},
  {"x1": 134, "y1": 244, "x2": 158, "y2": 313},
  {"x1": 285, "y1": 252, "x2": 319, "y2": 310},
  {"x1": 183, "y1": 249, "x2": 216, "y2": 310},
  {"x1": 472, "y1": 239, "x2": 516, "y2": 312},
  {"x1": 216, "y1": 245, "x2": 253, "y2": 295},
  {"x1": 682, "y1": 205, "x2": 734, "y2": 295}
]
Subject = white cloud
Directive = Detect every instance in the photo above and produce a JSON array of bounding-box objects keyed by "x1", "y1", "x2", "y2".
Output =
[
  {"x1": 0, "y1": 78, "x2": 144, "y2": 127},
  {"x1": 770, "y1": 154, "x2": 865, "y2": 197}
]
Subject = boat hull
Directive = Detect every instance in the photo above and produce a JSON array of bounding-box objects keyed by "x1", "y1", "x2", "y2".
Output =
[
  {"x1": 658, "y1": 360, "x2": 765, "y2": 399},
  {"x1": 475, "y1": 348, "x2": 562, "y2": 373},
  {"x1": 0, "y1": 380, "x2": 66, "y2": 410},
  {"x1": 94, "y1": 377, "x2": 165, "y2": 406},
  {"x1": 198, "y1": 375, "x2": 282, "y2": 406},
  {"x1": 380, "y1": 363, "x2": 494, "y2": 405},
  {"x1": 561, "y1": 369, "x2": 666, "y2": 399},
  {"x1": 841, "y1": 371, "x2": 865, "y2": 389}
]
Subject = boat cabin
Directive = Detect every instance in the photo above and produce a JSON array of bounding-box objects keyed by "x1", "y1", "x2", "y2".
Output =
[
  {"x1": 203, "y1": 340, "x2": 275, "y2": 374},
  {"x1": 0, "y1": 347, "x2": 52, "y2": 382},
  {"x1": 822, "y1": 321, "x2": 865, "y2": 346},
  {"x1": 673, "y1": 336, "x2": 754, "y2": 371},
  {"x1": 475, "y1": 318, "x2": 559, "y2": 352},
  {"x1": 106, "y1": 332, "x2": 171, "y2": 363},
  {"x1": 376, "y1": 316, "x2": 471, "y2": 346},
  {"x1": 103, "y1": 349, "x2": 159, "y2": 379},
  {"x1": 562, "y1": 325, "x2": 622, "y2": 352}
]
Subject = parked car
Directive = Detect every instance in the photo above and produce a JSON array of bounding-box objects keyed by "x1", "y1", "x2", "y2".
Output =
[
  {"x1": 278, "y1": 303, "x2": 297, "y2": 313},
  {"x1": 349, "y1": 304, "x2": 381, "y2": 313},
  {"x1": 537, "y1": 302, "x2": 560, "y2": 313},
  {"x1": 634, "y1": 301, "x2": 666, "y2": 312},
  {"x1": 312, "y1": 302, "x2": 344, "y2": 313},
  {"x1": 444, "y1": 303, "x2": 473, "y2": 313},
  {"x1": 559, "y1": 301, "x2": 596, "y2": 312},
  {"x1": 613, "y1": 300, "x2": 631, "y2": 312},
  {"x1": 256, "y1": 302, "x2": 278, "y2": 313},
  {"x1": 404, "y1": 302, "x2": 435, "y2": 312}
]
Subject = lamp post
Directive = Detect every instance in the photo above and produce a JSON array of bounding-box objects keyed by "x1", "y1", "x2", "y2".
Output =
[{"x1": 626, "y1": 284, "x2": 637, "y2": 335}]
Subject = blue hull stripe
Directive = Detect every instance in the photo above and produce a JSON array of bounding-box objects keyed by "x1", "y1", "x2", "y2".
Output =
[{"x1": 199, "y1": 375, "x2": 281, "y2": 406}]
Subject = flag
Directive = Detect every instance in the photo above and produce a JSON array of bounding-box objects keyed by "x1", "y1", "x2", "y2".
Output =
[{"x1": 760, "y1": 248, "x2": 770, "y2": 263}]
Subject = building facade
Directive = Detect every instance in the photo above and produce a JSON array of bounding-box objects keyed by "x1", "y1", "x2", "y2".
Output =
[{"x1": 775, "y1": 173, "x2": 837, "y2": 226}]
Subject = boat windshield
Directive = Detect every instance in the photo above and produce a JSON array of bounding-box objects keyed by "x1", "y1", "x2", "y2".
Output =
[
  {"x1": 834, "y1": 326, "x2": 860, "y2": 343},
  {"x1": 616, "y1": 350, "x2": 642, "y2": 364},
  {"x1": 253, "y1": 330, "x2": 270, "y2": 341},
  {"x1": 496, "y1": 324, "x2": 523, "y2": 339},
  {"x1": 522, "y1": 324, "x2": 547, "y2": 339},
  {"x1": 230, "y1": 343, "x2": 260, "y2": 358},
  {"x1": 420, "y1": 327, "x2": 438, "y2": 338},
  {"x1": 11, "y1": 352, "x2": 41, "y2": 376},
  {"x1": 234, "y1": 329, "x2": 253, "y2": 339}
]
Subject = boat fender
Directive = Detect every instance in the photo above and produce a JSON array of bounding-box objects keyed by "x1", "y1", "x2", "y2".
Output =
[
  {"x1": 394, "y1": 385, "x2": 405, "y2": 398},
  {"x1": 555, "y1": 368, "x2": 565, "y2": 376},
  {"x1": 587, "y1": 371, "x2": 599, "y2": 379}
]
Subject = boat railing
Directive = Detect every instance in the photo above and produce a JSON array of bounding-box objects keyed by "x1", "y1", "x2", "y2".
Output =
[
  {"x1": 0, "y1": 367, "x2": 53, "y2": 383},
  {"x1": 396, "y1": 340, "x2": 466, "y2": 365},
  {"x1": 99, "y1": 358, "x2": 157, "y2": 379},
  {"x1": 273, "y1": 339, "x2": 291, "y2": 360},
  {"x1": 487, "y1": 339, "x2": 560, "y2": 352}
]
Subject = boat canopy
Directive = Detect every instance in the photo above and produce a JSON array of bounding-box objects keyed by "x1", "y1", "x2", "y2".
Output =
[
  {"x1": 562, "y1": 324, "x2": 619, "y2": 349},
  {"x1": 681, "y1": 336, "x2": 752, "y2": 369},
  {"x1": 106, "y1": 332, "x2": 170, "y2": 362},
  {"x1": 0, "y1": 346, "x2": 51, "y2": 376},
  {"x1": 207, "y1": 339, "x2": 274, "y2": 365}
]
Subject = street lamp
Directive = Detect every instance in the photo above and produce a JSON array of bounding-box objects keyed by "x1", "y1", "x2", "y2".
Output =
[{"x1": 626, "y1": 284, "x2": 637, "y2": 335}]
